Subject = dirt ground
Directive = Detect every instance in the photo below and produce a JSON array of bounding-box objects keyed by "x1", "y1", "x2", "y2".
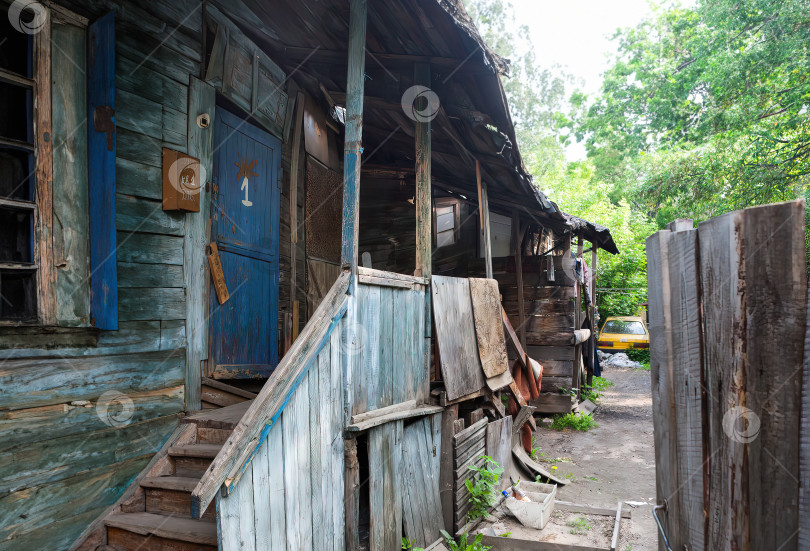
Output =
[{"x1": 482, "y1": 365, "x2": 659, "y2": 550}]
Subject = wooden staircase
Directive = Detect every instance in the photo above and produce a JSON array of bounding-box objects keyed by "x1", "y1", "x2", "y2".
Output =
[{"x1": 75, "y1": 401, "x2": 251, "y2": 551}]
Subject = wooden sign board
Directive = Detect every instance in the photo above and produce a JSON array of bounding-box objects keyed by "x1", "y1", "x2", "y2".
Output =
[{"x1": 162, "y1": 148, "x2": 201, "y2": 212}]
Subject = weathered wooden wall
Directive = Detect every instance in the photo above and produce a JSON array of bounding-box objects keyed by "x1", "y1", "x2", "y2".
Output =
[
  {"x1": 0, "y1": 0, "x2": 204, "y2": 547},
  {"x1": 217, "y1": 316, "x2": 346, "y2": 551},
  {"x1": 351, "y1": 282, "x2": 428, "y2": 414},
  {"x1": 0, "y1": 0, "x2": 310, "y2": 548},
  {"x1": 646, "y1": 200, "x2": 808, "y2": 551}
]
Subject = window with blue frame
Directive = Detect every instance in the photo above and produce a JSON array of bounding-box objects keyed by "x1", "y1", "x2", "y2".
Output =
[{"x1": 0, "y1": 3, "x2": 117, "y2": 327}]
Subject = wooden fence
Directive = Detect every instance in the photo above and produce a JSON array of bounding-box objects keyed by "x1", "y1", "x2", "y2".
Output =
[{"x1": 646, "y1": 200, "x2": 809, "y2": 551}]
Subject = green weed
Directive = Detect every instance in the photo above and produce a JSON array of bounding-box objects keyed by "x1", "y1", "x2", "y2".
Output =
[
  {"x1": 465, "y1": 456, "x2": 503, "y2": 521},
  {"x1": 440, "y1": 530, "x2": 492, "y2": 551},
  {"x1": 551, "y1": 412, "x2": 598, "y2": 431},
  {"x1": 567, "y1": 517, "x2": 592, "y2": 535}
]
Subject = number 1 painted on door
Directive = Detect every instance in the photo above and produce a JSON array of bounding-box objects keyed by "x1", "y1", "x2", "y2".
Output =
[{"x1": 241, "y1": 177, "x2": 253, "y2": 207}]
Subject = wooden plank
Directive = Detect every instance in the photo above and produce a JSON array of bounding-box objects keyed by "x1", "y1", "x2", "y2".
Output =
[
  {"x1": 34, "y1": 13, "x2": 56, "y2": 326},
  {"x1": 309, "y1": 345, "x2": 324, "y2": 551},
  {"x1": 358, "y1": 267, "x2": 428, "y2": 285},
  {"x1": 453, "y1": 418, "x2": 488, "y2": 444},
  {"x1": 283, "y1": 376, "x2": 312, "y2": 550},
  {"x1": 355, "y1": 284, "x2": 381, "y2": 414},
  {"x1": 207, "y1": 242, "x2": 230, "y2": 304},
  {"x1": 191, "y1": 273, "x2": 350, "y2": 517},
  {"x1": 699, "y1": 200, "x2": 806, "y2": 550},
  {"x1": 476, "y1": 161, "x2": 493, "y2": 279},
  {"x1": 369, "y1": 421, "x2": 402, "y2": 551},
  {"x1": 555, "y1": 501, "x2": 631, "y2": 519},
  {"x1": 329, "y1": 327, "x2": 345, "y2": 551},
  {"x1": 470, "y1": 278, "x2": 510, "y2": 378},
  {"x1": 345, "y1": 438, "x2": 360, "y2": 551},
  {"x1": 439, "y1": 405, "x2": 458, "y2": 534},
  {"x1": 479, "y1": 535, "x2": 606, "y2": 551},
  {"x1": 340, "y1": 0, "x2": 367, "y2": 270},
  {"x1": 666, "y1": 229, "x2": 705, "y2": 550},
  {"x1": 432, "y1": 276, "x2": 487, "y2": 401},
  {"x1": 0, "y1": 349, "x2": 184, "y2": 410},
  {"x1": 610, "y1": 501, "x2": 622, "y2": 551},
  {"x1": 512, "y1": 212, "x2": 527, "y2": 349},
  {"x1": 512, "y1": 445, "x2": 568, "y2": 486},
  {"x1": 289, "y1": 91, "x2": 305, "y2": 321},
  {"x1": 351, "y1": 399, "x2": 417, "y2": 424},
  {"x1": 379, "y1": 287, "x2": 394, "y2": 408},
  {"x1": 184, "y1": 77, "x2": 217, "y2": 411},
  {"x1": 51, "y1": 20, "x2": 90, "y2": 327},
  {"x1": 346, "y1": 405, "x2": 443, "y2": 432},
  {"x1": 394, "y1": 291, "x2": 417, "y2": 403},
  {"x1": 573, "y1": 235, "x2": 583, "y2": 396},
  {"x1": 87, "y1": 12, "x2": 118, "y2": 330},
  {"x1": 486, "y1": 417, "x2": 513, "y2": 490},
  {"x1": 645, "y1": 229, "x2": 681, "y2": 551}
]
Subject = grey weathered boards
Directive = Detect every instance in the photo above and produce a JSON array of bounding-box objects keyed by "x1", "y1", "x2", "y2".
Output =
[
  {"x1": 352, "y1": 282, "x2": 427, "y2": 415},
  {"x1": 485, "y1": 417, "x2": 512, "y2": 491},
  {"x1": 647, "y1": 200, "x2": 808, "y2": 551},
  {"x1": 432, "y1": 276, "x2": 487, "y2": 401},
  {"x1": 217, "y1": 321, "x2": 345, "y2": 551},
  {"x1": 401, "y1": 414, "x2": 444, "y2": 547},
  {"x1": 369, "y1": 421, "x2": 403, "y2": 551}
]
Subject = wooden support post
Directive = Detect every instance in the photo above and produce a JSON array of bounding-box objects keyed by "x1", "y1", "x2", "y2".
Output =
[
  {"x1": 414, "y1": 62, "x2": 432, "y2": 279},
  {"x1": 476, "y1": 161, "x2": 493, "y2": 279},
  {"x1": 340, "y1": 0, "x2": 367, "y2": 272},
  {"x1": 512, "y1": 211, "x2": 526, "y2": 349},
  {"x1": 573, "y1": 234, "x2": 583, "y2": 397},
  {"x1": 414, "y1": 63, "x2": 433, "y2": 402},
  {"x1": 289, "y1": 91, "x2": 305, "y2": 343},
  {"x1": 587, "y1": 244, "x2": 597, "y2": 387}
]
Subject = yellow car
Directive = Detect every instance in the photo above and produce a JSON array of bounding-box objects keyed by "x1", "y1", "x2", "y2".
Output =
[{"x1": 597, "y1": 316, "x2": 649, "y2": 352}]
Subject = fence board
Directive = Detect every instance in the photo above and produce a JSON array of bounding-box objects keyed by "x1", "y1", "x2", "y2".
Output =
[
  {"x1": 645, "y1": 229, "x2": 682, "y2": 551},
  {"x1": 667, "y1": 229, "x2": 705, "y2": 550}
]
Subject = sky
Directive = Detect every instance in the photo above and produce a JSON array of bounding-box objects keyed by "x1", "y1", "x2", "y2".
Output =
[
  {"x1": 510, "y1": 0, "x2": 656, "y2": 96},
  {"x1": 509, "y1": 0, "x2": 659, "y2": 159}
]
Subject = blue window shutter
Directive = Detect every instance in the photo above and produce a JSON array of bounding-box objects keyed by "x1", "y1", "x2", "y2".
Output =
[{"x1": 87, "y1": 12, "x2": 118, "y2": 330}]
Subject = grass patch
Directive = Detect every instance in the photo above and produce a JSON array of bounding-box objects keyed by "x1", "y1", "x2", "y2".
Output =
[
  {"x1": 567, "y1": 517, "x2": 592, "y2": 535},
  {"x1": 465, "y1": 456, "x2": 503, "y2": 521},
  {"x1": 580, "y1": 376, "x2": 614, "y2": 402},
  {"x1": 551, "y1": 412, "x2": 598, "y2": 432}
]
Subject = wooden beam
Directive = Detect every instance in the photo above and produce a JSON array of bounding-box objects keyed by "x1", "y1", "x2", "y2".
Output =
[
  {"x1": 610, "y1": 501, "x2": 622, "y2": 551},
  {"x1": 289, "y1": 91, "x2": 305, "y2": 334},
  {"x1": 512, "y1": 211, "x2": 527, "y2": 349},
  {"x1": 588, "y1": 245, "x2": 597, "y2": 387},
  {"x1": 340, "y1": 0, "x2": 367, "y2": 271},
  {"x1": 476, "y1": 161, "x2": 493, "y2": 279},
  {"x1": 415, "y1": 63, "x2": 432, "y2": 278},
  {"x1": 573, "y1": 234, "x2": 583, "y2": 396},
  {"x1": 346, "y1": 404, "x2": 443, "y2": 432}
]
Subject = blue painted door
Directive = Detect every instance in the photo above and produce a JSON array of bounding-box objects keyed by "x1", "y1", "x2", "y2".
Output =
[{"x1": 209, "y1": 109, "x2": 281, "y2": 378}]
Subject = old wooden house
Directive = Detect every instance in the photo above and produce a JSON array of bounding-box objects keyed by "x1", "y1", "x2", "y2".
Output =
[{"x1": 0, "y1": 0, "x2": 617, "y2": 549}]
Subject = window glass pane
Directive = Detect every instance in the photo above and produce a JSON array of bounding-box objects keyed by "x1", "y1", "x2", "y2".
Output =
[
  {"x1": 602, "y1": 320, "x2": 646, "y2": 335},
  {"x1": 0, "y1": 6, "x2": 33, "y2": 77},
  {"x1": 0, "y1": 148, "x2": 33, "y2": 200},
  {"x1": 0, "y1": 208, "x2": 33, "y2": 262},
  {"x1": 0, "y1": 81, "x2": 33, "y2": 142},
  {"x1": 0, "y1": 270, "x2": 36, "y2": 321}
]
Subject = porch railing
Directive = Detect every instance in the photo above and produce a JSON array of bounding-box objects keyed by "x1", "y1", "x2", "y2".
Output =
[{"x1": 190, "y1": 271, "x2": 352, "y2": 518}]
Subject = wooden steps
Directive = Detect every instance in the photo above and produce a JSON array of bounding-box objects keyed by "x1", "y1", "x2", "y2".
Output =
[
  {"x1": 201, "y1": 377, "x2": 257, "y2": 409},
  {"x1": 105, "y1": 512, "x2": 217, "y2": 550},
  {"x1": 73, "y1": 401, "x2": 252, "y2": 550}
]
